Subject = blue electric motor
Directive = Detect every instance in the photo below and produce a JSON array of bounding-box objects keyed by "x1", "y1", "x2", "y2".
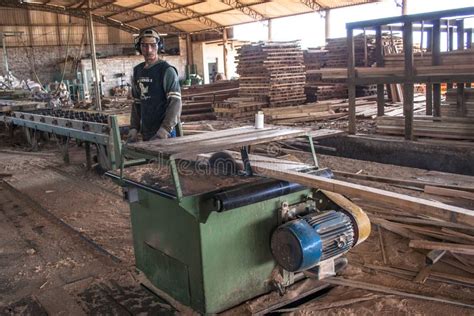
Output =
[{"x1": 270, "y1": 210, "x2": 355, "y2": 272}]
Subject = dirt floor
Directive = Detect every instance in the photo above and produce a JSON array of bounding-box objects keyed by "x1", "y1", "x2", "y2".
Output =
[{"x1": 0, "y1": 123, "x2": 473, "y2": 315}]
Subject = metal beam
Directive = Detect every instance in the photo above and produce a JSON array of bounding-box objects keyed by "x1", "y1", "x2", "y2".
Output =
[
  {"x1": 220, "y1": 0, "x2": 266, "y2": 21},
  {"x1": 0, "y1": 0, "x2": 139, "y2": 34},
  {"x1": 299, "y1": 0, "x2": 324, "y2": 11},
  {"x1": 103, "y1": 2, "x2": 149, "y2": 18},
  {"x1": 149, "y1": 0, "x2": 222, "y2": 30},
  {"x1": 121, "y1": 1, "x2": 205, "y2": 24},
  {"x1": 91, "y1": 0, "x2": 183, "y2": 34}
]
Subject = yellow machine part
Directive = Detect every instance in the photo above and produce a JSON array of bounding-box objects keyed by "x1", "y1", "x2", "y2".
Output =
[{"x1": 320, "y1": 189, "x2": 371, "y2": 246}]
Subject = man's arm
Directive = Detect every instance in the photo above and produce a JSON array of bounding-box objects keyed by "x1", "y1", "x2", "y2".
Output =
[{"x1": 160, "y1": 67, "x2": 182, "y2": 132}]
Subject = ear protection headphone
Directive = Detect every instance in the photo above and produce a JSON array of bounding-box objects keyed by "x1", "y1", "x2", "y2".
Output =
[{"x1": 135, "y1": 28, "x2": 161, "y2": 54}]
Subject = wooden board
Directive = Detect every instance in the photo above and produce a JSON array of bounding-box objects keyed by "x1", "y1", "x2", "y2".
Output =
[
  {"x1": 126, "y1": 126, "x2": 311, "y2": 159},
  {"x1": 255, "y1": 167, "x2": 474, "y2": 227}
]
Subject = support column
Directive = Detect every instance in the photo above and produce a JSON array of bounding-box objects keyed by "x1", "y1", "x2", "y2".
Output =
[
  {"x1": 1, "y1": 33, "x2": 8, "y2": 74},
  {"x1": 325, "y1": 9, "x2": 331, "y2": 41},
  {"x1": 467, "y1": 29, "x2": 472, "y2": 88},
  {"x1": 456, "y1": 19, "x2": 465, "y2": 115},
  {"x1": 186, "y1": 33, "x2": 193, "y2": 66},
  {"x1": 347, "y1": 28, "x2": 356, "y2": 135},
  {"x1": 432, "y1": 19, "x2": 441, "y2": 117},
  {"x1": 375, "y1": 25, "x2": 384, "y2": 117},
  {"x1": 87, "y1": 0, "x2": 101, "y2": 111},
  {"x1": 447, "y1": 20, "x2": 453, "y2": 90},
  {"x1": 402, "y1": 0, "x2": 408, "y2": 15},
  {"x1": 267, "y1": 19, "x2": 272, "y2": 41},
  {"x1": 425, "y1": 27, "x2": 433, "y2": 114},
  {"x1": 403, "y1": 21, "x2": 414, "y2": 140},
  {"x1": 222, "y1": 28, "x2": 228, "y2": 79}
]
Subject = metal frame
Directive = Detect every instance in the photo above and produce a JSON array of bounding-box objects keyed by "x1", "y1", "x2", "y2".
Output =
[{"x1": 119, "y1": 129, "x2": 320, "y2": 202}]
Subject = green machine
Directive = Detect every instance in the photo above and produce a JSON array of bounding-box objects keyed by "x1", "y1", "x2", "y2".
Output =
[{"x1": 109, "y1": 126, "x2": 371, "y2": 314}]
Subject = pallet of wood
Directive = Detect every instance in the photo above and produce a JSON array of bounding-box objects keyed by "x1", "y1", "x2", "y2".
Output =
[
  {"x1": 384, "y1": 49, "x2": 474, "y2": 68},
  {"x1": 262, "y1": 96, "x2": 381, "y2": 124},
  {"x1": 181, "y1": 80, "x2": 239, "y2": 121},
  {"x1": 376, "y1": 115, "x2": 474, "y2": 140},
  {"x1": 213, "y1": 97, "x2": 267, "y2": 120},
  {"x1": 443, "y1": 87, "x2": 474, "y2": 118},
  {"x1": 236, "y1": 41, "x2": 306, "y2": 108}
]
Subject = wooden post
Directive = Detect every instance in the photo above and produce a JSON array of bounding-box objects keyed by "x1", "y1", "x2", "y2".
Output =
[
  {"x1": 456, "y1": 19, "x2": 465, "y2": 116},
  {"x1": 447, "y1": 20, "x2": 453, "y2": 90},
  {"x1": 347, "y1": 28, "x2": 356, "y2": 135},
  {"x1": 432, "y1": 19, "x2": 441, "y2": 117},
  {"x1": 363, "y1": 29, "x2": 368, "y2": 66},
  {"x1": 426, "y1": 84, "x2": 433, "y2": 115},
  {"x1": 267, "y1": 19, "x2": 272, "y2": 41},
  {"x1": 403, "y1": 21, "x2": 414, "y2": 140},
  {"x1": 402, "y1": 0, "x2": 408, "y2": 15},
  {"x1": 87, "y1": 0, "x2": 101, "y2": 111},
  {"x1": 375, "y1": 26, "x2": 384, "y2": 117},
  {"x1": 186, "y1": 33, "x2": 193, "y2": 66},
  {"x1": 325, "y1": 9, "x2": 331, "y2": 41},
  {"x1": 223, "y1": 28, "x2": 228, "y2": 79},
  {"x1": 425, "y1": 26, "x2": 433, "y2": 114},
  {"x1": 467, "y1": 28, "x2": 472, "y2": 88}
]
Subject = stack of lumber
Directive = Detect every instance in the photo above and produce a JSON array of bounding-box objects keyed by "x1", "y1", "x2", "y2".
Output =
[
  {"x1": 376, "y1": 115, "x2": 474, "y2": 140},
  {"x1": 236, "y1": 41, "x2": 306, "y2": 107},
  {"x1": 306, "y1": 34, "x2": 404, "y2": 69},
  {"x1": 443, "y1": 88, "x2": 474, "y2": 118},
  {"x1": 262, "y1": 96, "x2": 377, "y2": 124},
  {"x1": 182, "y1": 80, "x2": 239, "y2": 121},
  {"x1": 213, "y1": 97, "x2": 267, "y2": 120},
  {"x1": 305, "y1": 84, "x2": 348, "y2": 102},
  {"x1": 384, "y1": 49, "x2": 474, "y2": 68},
  {"x1": 303, "y1": 34, "x2": 403, "y2": 102}
]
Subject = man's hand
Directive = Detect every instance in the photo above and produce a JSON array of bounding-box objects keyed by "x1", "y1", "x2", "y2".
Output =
[
  {"x1": 150, "y1": 127, "x2": 169, "y2": 141},
  {"x1": 127, "y1": 128, "x2": 138, "y2": 143}
]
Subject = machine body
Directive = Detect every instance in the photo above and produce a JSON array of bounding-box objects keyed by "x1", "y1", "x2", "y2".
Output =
[{"x1": 118, "y1": 166, "x2": 370, "y2": 314}]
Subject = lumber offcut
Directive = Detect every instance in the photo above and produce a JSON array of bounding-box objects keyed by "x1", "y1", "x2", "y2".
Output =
[{"x1": 254, "y1": 167, "x2": 474, "y2": 227}]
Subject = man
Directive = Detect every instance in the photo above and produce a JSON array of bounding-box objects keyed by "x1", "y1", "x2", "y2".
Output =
[{"x1": 128, "y1": 28, "x2": 182, "y2": 142}]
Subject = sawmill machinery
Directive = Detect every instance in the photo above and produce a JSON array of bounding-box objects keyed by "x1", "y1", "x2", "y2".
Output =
[{"x1": 108, "y1": 125, "x2": 371, "y2": 314}]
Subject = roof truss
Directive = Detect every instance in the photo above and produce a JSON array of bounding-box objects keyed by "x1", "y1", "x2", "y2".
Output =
[{"x1": 220, "y1": 0, "x2": 266, "y2": 21}]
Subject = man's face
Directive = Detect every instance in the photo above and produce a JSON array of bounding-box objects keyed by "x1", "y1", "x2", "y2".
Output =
[{"x1": 140, "y1": 36, "x2": 158, "y2": 64}]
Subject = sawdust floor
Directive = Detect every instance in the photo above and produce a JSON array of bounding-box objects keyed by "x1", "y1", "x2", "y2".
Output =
[{"x1": 0, "y1": 129, "x2": 473, "y2": 314}]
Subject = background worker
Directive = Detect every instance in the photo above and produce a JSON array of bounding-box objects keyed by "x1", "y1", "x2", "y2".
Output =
[{"x1": 128, "y1": 28, "x2": 182, "y2": 142}]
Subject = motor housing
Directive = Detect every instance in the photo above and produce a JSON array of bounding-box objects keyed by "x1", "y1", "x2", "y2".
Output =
[{"x1": 271, "y1": 210, "x2": 355, "y2": 272}]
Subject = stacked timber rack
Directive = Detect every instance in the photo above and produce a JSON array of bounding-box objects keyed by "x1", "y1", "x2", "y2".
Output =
[
  {"x1": 213, "y1": 97, "x2": 267, "y2": 120},
  {"x1": 182, "y1": 80, "x2": 239, "y2": 121},
  {"x1": 345, "y1": 6, "x2": 474, "y2": 139},
  {"x1": 443, "y1": 87, "x2": 474, "y2": 117},
  {"x1": 376, "y1": 116, "x2": 474, "y2": 140},
  {"x1": 304, "y1": 34, "x2": 403, "y2": 102},
  {"x1": 236, "y1": 41, "x2": 306, "y2": 108}
]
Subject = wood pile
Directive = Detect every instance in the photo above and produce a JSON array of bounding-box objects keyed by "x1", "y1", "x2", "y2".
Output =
[
  {"x1": 213, "y1": 97, "x2": 267, "y2": 120},
  {"x1": 182, "y1": 80, "x2": 239, "y2": 121},
  {"x1": 262, "y1": 96, "x2": 378, "y2": 124},
  {"x1": 305, "y1": 84, "x2": 348, "y2": 102},
  {"x1": 384, "y1": 49, "x2": 474, "y2": 68},
  {"x1": 303, "y1": 34, "x2": 403, "y2": 102},
  {"x1": 376, "y1": 115, "x2": 474, "y2": 140},
  {"x1": 236, "y1": 41, "x2": 306, "y2": 107},
  {"x1": 443, "y1": 88, "x2": 474, "y2": 118},
  {"x1": 333, "y1": 169, "x2": 474, "y2": 292}
]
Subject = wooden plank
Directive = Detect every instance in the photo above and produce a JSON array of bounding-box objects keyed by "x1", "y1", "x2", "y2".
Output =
[
  {"x1": 409, "y1": 240, "x2": 474, "y2": 255},
  {"x1": 424, "y1": 185, "x2": 474, "y2": 201},
  {"x1": 323, "y1": 277, "x2": 474, "y2": 308},
  {"x1": 333, "y1": 170, "x2": 474, "y2": 193},
  {"x1": 255, "y1": 167, "x2": 474, "y2": 227}
]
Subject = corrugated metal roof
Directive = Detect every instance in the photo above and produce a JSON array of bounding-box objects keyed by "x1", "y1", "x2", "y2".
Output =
[{"x1": 0, "y1": 0, "x2": 379, "y2": 34}]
